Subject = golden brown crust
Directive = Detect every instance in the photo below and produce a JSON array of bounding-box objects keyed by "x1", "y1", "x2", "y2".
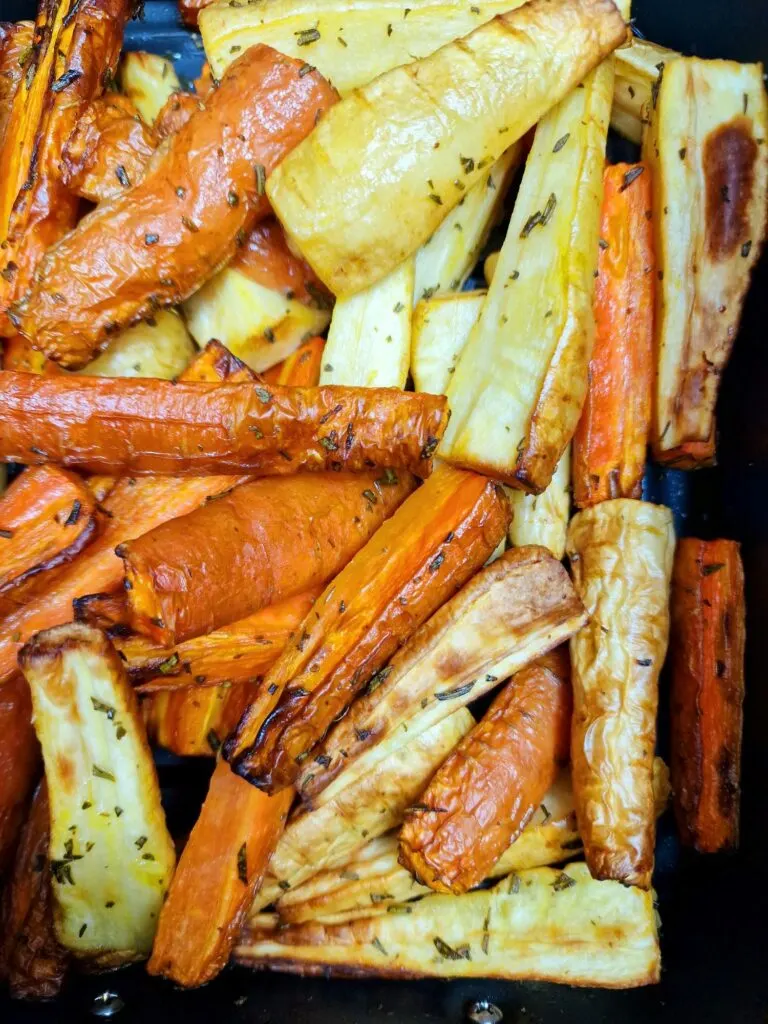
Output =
[
  {"x1": 567, "y1": 499, "x2": 675, "y2": 888},
  {"x1": 0, "y1": 21, "x2": 34, "y2": 150}
]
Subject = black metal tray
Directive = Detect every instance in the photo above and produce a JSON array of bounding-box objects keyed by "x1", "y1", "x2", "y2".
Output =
[{"x1": 2, "y1": 1, "x2": 767, "y2": 1020}]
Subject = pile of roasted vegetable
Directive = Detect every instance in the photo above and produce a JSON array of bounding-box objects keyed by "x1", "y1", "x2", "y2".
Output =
[{"x1": 0, "y1": 0, "x2": 763, "y2": 1000}]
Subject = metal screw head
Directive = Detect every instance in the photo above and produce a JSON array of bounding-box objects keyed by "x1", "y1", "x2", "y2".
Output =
[
  {"x1": 467, "y1": 1000, "x2": 503, "y2": 1024},
  {"x1": 91, "y1": 991, "x2": 125, "y2": 1017}
]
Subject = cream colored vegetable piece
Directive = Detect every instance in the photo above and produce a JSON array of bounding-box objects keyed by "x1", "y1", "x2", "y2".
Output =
[
  {"x1": 642, "y1": 57, "x2": 768, "y2": 465},
  {"x1": 411, "y1": 291, "x2": 484, "y2": 395},
  {"x1": 567, "y1": 499, "x2": 675, "y2": 889},
  {"x1": 119, "y1": 51, "x2": 181, "y2": 124},
  {"x1": 18, "y1": 624, "x2": 176, "y2": 967},
  {"x1": 506, "y1": 447, "x2": 571, "y2": 560},
  {"x1": 266, "y1": 0, "x2": 627, "y2": 296},
  {"x1": 237, "y1": 862, "x2": 661, "y2": 988},
  {"x1": 77, "y1": 310, "x2": 195, "y2": 379},
  {"x1": 611, "y1": 38, "x2": 679, "y2": 144},
  {"x1": 320, "y1": 259, "x2": 413, "y2": 388},
  {"x1": 183, "y1": 269, "x2": 331, "y2": 373},
  {"x1": 200, "y1": 0, "x2": 523, "y2": 91}
]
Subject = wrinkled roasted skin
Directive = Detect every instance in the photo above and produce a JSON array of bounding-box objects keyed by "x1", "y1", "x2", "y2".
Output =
[
  {"x1": 62, "y1": 93, "x2": 158, "y2": 203},
  {"x1": 226, "y1": 465, "x2": 510, "y2": 792},
  {"x1": 0, "y1": 674, "x2": 39, "y2": 876},
  {"x1": 670, "y1": 539, "x2": 745, "y2": 852},
  {"x1": 120, "y1": 471, "x2": 413, "y2": 645},
  {"x1": 148, "y1": 759, "x2": 293, "y2": 987},
  {"x1": 0, "y1": 343, "x2": 254, "y2": 685},
  {"x1": 0, "y1": 0, "x2": 133, "y2": 328},
  {"x1": 231, "y1": 219, "x2": 330, "y2": 306},
  {"x1": 0, "y1": 465, "x2": 99, "y2": 618},
  {"x1": 0, "y1": 372, "x2": 447, "y2": 477},
  {"x1": 12, "y1": 46, "x2": 338, "y2": 367},
  {"x1": 644, "y1": 58, "x2": 768, "y2": 463},
  {"x1": 399, "y1": 649, "x2": 571, "y2": 894},
  {"x1": 300, "y1": 546, "x2": 585, "y2": 805},
  {"x1": 153, "y1": 89, "x2": 203, "y2": 139},
  {"x1": 0, "y1": 21, "x2": 34, "y2": 149},
  {"x1": 0, "y1": 782, "x2": 69, "y2": 999},
  {"x1": 567, "y1": 499, "x2": 675, "y2": 888}
]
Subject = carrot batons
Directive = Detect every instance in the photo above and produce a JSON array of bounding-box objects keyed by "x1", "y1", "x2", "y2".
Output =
[
  {"x1": 226, "y1": 464, "x2": 511, "y2": 793},
  {"x1": 148, "y1": 760, "x2": 292, "y2": 987},
  {"x1": 142, "y1": 681, "x2": 260, "y2": 757},
  {"x1": 0, "y1": 373, "x2": 447, "y2": 478},
  {"x1": 573, "y1": 163, "x2": 654, "y2": 507},
  {"x1": 670, "y1": 539, "x2": 745, "y2": 852},
  {"x1": 0, "y1": 675, "x2": 39, "y2": 875},
  {"x1": 399, "y1": 649, "x2": 571, "y2": 894}
]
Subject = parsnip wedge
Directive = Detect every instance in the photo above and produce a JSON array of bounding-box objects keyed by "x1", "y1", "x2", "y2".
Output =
[
  {"x1": 201, "y1": 0, "x2": 522, "y2": 89},
  {"x1": 18, "y1": 624, "x2": 176, "y2": 967},
  {"x1": 298, "y1": 547, "x2": 585, "y2": 807},
  {"x1": 77, "y1": 310, "x2": 195, "y2": 380},
  {"x1": 237, "y1": 862, "x2": 660, "y2": 988},
  {"x1": 119, "y1": 51, "x2": 181, "y2": 125},
  {"x1": 411, "y1": 291, "x2": 485, "y2": 395},
  {"x1": 256, "y1": 709, "x2": 473, "y2": 907},
  {"x1": 642, "y1": 58, "x2": 768, "y2": 465},
  {"x1": 320, "y1": 259, "x2": 413, "y2": 388},
  {"x1": 413, "y1": 147, "x2": 522, "y2": 303},
  {"x1": 506, "y1": 447, "x2": 571, "y2": 559},
  {"x1": 183, "y1": 268, "x2": 331, "y2": 373},
  {"x1": 440, "y1": 54, "x2": 613, "y2": 492},
  {"x1": 267, "y1": 0, "x2": 627, "y2": 296},
  {"x1": 612, "y1": 38, "x2": 679, "y2": 144}
]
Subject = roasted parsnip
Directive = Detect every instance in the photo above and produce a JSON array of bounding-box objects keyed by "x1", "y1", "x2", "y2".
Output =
[
  {"x1": 118, "y1": 50, "x2": 181, "y2": 124},
  {"x1": 238, "y1": 862, "x2": 660, "y2": 988},
  {"x1": 643, "y1": 58, "x2": 768, "y2": 464},
  {"x1": 612, "y1": 38, "x2": 678, "y2": 144},
  {"x1": 440, "y1": 52, "x2": 614, "y2": 492},
  {"x1": 299, "y1": 546, "x2": 585, "y2": 806},
  {"x1": 226, "y1": 466, "x2": 510, "y2": 792},
  {"x1": 399, "y1": 650, "x2": 571, "y2": 894},
  {"x1": 411, "y1": 291, "x2": 485, "y2": 396},
  {"x1": 670, "y1": 539, "x2": 745, "y2": 852},
  {"x1": 76, "y1": 310, "x2": 195, "y2": 380},
  {"x1": 19, "y1": 624, "x2": 176, "y2": 966},
  {"x1": 506, "y1": 448, "x2": 571, "y2": 560},
  {"x1": 267, "y1": 0, "x2": 626, "y2": 295},
  {"x1": 568, "y1": 499, "x2": 674, "y2": 888},
  {"x1": 320, "y1": 259, "x2": 414, "y2": 389},
  {"x1": 201, "y1": 0, "x2": 522, "y2": 89}
]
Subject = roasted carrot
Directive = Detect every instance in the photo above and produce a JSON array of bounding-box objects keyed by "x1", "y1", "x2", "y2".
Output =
[
  {"x1": 178, "y1": 0, "x2": 215, "y2": 28},
  {"x1": 0, "y1": 674, "x2": 39, "y2": 875},
  {"x1": 73, "y1": 589, "x2": 130, "y2": 634},
  {"x1": 398, "y1": 648, "x2": 572, "y2": 894},
  {"x1": 61, "y1": 93, "x2": 158, "y2": 203},
  {"x1": 194, "y1": 62, "x2": 216, "y2": 102},
  {"x1": 121, "y1": 590, "x2": 319, "y2": 690},
  {"x1": 0, "y1": 0, "x2": 132, "y2": 328},
  {"x1": 263, "y1": 337, "x2": 325, "y2": 387},
  {"x1": 231, "y1": 220, "x2": 332, "y2": 308},
  {"x1": 143, "y1": 681, "x2": 259, "y2": 757},
  {"x1": 0, "y1": 372, "x2": 447, "y2": 478},
  {"x1": 226, "y1": 464, "x2": 511, "y2": 793},
  {"x1": 670, "y1": 538, "x2": 745, "y2": 852},
  {"x1": 0, "y1": 466, "x2": 100, "y2": 618},
  {"x1": 573, "y1": 163, "x2": 654, "y2": 507},
  {"x1": 12, "y1": 46, "x2": 338, "y2": 367},
  {"x1": 0, "y1": 781, "x2": 68, "y2": 999},
  {"x1": 0, "y1": 21, "x2": 33, "y2": 150},
  {"x1": 0, "y1": 342, "x2": 253, "y2": 685},
  {"x1": 0, "y1": 336, "x2": 57, "y2": 375},
  {"x1": 148, "y1": 759, "x2": 293, "y2": 987},
  {"x1": 119, "y1": 471, "x2": 414, "y2": 645}
]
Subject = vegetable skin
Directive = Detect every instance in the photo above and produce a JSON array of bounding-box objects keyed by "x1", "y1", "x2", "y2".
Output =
[
  {"x1": 0, "y1": 674, "x2": 39, "y2": 876},
  {"x1": 12, "y1": 46, "x2": 338, "y2": 368},
  {"x1": 19, "y1": 623, "x2": 176, "y2": 966},
  {"x1": 267, "y1": 0, "x2": 626, "y2": 296},
  {"x1": 148, "y1": 759, "x2": 293, "y2": 987},
  {"x1": 0, "y1": 21, "x2": 34, "y2": 150},
  {"x1": 568, "y1": 499, "x2": 674, "y2": 888},
  {"x1": 0, "y1": 372, "x2": 447, "y2": 477},
  {"x1": 506, "y1": 447, "x2": 571, "y2": 560},
  {"x1": 226, "y1": 465, "x2": 510, "y2": 792},
  {"x1": 670, "y1": 538, "x2": 745, "y2": 852},
  {"x1": 399, "y1": 649, "x2": 572, "y2": 894},
  {"x1": 299, "y1": 545, "x2": 584, "y2": 805},
  {"x1": 573, "y1": 162, "x2": 654, "y2": 506}
]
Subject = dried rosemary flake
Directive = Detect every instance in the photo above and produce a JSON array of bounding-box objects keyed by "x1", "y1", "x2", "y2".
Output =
[
  {"x1": 338, "y1": 35, "x2": 348, "y2": 47},
  {"x1": 370, "y1": 892, "x2": 395, "y2": 904},
  {"x1": 428, "y1": 193, "x2": 443, "y2": 205},
  {"x1": 157, "y1": 653, "x2": 180, "y2": 675},
  {"x1": 433, "y1": 937, "x2": 470, "y2": 961},
  {"x1": 237, "y1": 842, "x2": 248, "y2": 884},
  {"x1": 115, "y1": 725, "x2": 126, "y2": 740},
  {"x1": 371, "y1": 937, "x2": 388, "y2": 956},
  {"x1": 619, "y1": 165, "x2": 645, "y2": 193},
  {"x1": 741, "y1": 240, "x2": 752, "y2": 258},
  {"x1": 340, "y1": 870, "x2": 359, "y2": 881},
  {"x1": 552, "y1": 871, "x2": 576, "y2": 891},
  {"x1": 144, "y1": 233, "x2": 159, "y2": 246},
  {"x1": 181, "y1": 216, "x2": 199, "y2": 233},
  {"x1": 376, "y1": 468, "x2": 398, "y2": 486},
  {"x1": 299, "y1": 62, "x2": 315, "y2": 77},
  {"x1": 207, "y1": 729, "x2": 221, "y2": 753},
  {"x1": 319, "y1": 434, "x2": 339, "y2": 451},
  {"x1": 135, "y1": 836, "x2": 148, "y2": 849},
  {"x1": 428, "y1": 552, "x2": 444, "y2": 572},
  {"x1": 254, "y1": 163, "x2": 266, "y2": 196},
  {"x1": 540, "y1": 192, "x2": 557, "y2": 226},
  {"x1": 90, "y1": 697, "x2": 115, "y2": 719},
  {"x1": 227, "y1": 190, "x2": 239, "y2": 207},
  {"x1": 435, "y1": 681, "x2": 475, "y2": 701},
  {"x1": 115, "y1": 164, "x2": 131, "y2": 187},
  {"x1": 278, "y1": 879, "x2": 291, "y2": 891},
  {"x1": 51, "y1": 68, "x2": 82, "y2": 93},
  {"x1": 459, "y1": 155, "x2": 475, "y2": 174},
  {"x1": 362, "y1": 488, "x2": 378, "y2": 505},
  {"x1": 552, "y1": 132, "x2": 570, "y2": 153},
  {"x1": 295, "y1": 27, "x2": 320, "y2": 46},
  {"x1": 393, "y1": 301, "x2": 404, "y2": 313},
  {"x1": 254, "y1": 387, "x2": 271, "y2": 404},
  {"x1": 92, "y1": 765, "x2": 115, "y2": 782},
  {"x1": 701, "y1": 562, "x2": 725, "y2": 575}
]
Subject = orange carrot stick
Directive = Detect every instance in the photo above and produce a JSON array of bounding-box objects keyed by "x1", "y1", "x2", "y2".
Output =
[
  {"x1": 142, "y1": 680, "x2": 260, "y2": 757},
  {"x1": 231, "y1": 220, "x2": 331, "y2": 308},
  {"x1": 573, "y1": 162, "x2": 654, "y2": 507},
  {"x1": 0, "y1": 674, "x2": 39, "y2": 875},
  {"x1": 263, "y1": 336, "x2": 325, "y2": 387},
  {"x1": 670, "y1": 538, "x2": 745, "y2": 852},
  {"x1": 148, "y1": 759, "x2": 292, "y2": 987}
]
